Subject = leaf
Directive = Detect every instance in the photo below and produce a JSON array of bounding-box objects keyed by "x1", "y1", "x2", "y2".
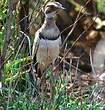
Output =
[
  {"x1": 97, "y1": 0, "x2": 105, "y2": 13},
  {"x1": 4, "y1": 56, "x2": 31, "y2": 73}
]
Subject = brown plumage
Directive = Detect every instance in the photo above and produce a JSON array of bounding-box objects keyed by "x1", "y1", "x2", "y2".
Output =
[{"x1": 32, "y1": 2, "x2": 65, "y2": 77}]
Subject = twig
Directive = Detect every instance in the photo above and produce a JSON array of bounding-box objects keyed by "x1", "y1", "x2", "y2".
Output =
[
  {"x1": 54, "y1": 10, "x2": 99, "y2": 72},
  {"x1": 58, "y1": 56, "x2": 86, "y2": 74},
  {"x1": 89, "y1": 49, "x2": 97, "y2": 76},
  {"x1": 61, "y1": 0, "x2": 92, "y2": 50},
  {"x1": 28, "y1": 0, "x2": 51, "y2": 29},
  {"x1": 20, "y1": 31, "x2": 32, "y2": 56}
]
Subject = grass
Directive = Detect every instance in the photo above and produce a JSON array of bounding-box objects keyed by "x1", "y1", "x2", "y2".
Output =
[{"x1": 0, "y1": 64, "x2": 105, "y2": 110}]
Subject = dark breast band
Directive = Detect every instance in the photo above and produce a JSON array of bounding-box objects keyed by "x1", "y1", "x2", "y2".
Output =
[{"x1": 39, "y1": 33, "x2": 60, "y2": 40}]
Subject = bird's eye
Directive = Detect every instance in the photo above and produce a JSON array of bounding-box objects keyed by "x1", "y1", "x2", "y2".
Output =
[
  {"x1": 50, "y1": 5, "x2": 55, "y2": 9},
  {"x1": 46, "y1": 5, "x2": 55, "y2": 9}
]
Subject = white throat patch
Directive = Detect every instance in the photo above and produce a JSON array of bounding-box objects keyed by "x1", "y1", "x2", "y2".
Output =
[{"x1": 45, "y1": 11, "x2": 56, "y2": 19}]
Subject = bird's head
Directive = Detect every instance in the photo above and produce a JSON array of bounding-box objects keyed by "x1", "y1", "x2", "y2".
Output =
[{"x1": 43, "y1": 2, "x2": 65, "y2": 19}]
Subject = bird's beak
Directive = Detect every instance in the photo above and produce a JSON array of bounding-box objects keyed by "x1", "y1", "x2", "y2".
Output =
[
  {"x1": 57, "y1": 5, "x2": 65, "y2": 10},
  {"x1": 59, "y1": 6, "x2": 65, "y2": 9},
  {"x1": 53, "y1": 3, "x2": 65, "y2": 10}
]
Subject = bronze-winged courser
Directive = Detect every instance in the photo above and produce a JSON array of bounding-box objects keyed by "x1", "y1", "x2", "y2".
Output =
[{"x1": 32, "y1": 2, "x2": 65, "y2": 77}]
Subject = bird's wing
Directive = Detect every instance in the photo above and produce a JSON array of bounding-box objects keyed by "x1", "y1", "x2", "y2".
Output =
[{"x1": 32, "y1": 31, "x2": 40, "y2": 60}]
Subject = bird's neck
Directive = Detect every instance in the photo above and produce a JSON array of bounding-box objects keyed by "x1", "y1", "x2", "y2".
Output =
[
  {"x1": 44, "y1": 18, "x2": 56, "y2": 27},
  {"x1": 41, "y1": 18, "x2": 60, "y2": 38}
]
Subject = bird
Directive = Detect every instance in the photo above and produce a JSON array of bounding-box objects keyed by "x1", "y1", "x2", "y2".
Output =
[{"x1": 32, "y1": 2, "x2": 65, "y2": 78}]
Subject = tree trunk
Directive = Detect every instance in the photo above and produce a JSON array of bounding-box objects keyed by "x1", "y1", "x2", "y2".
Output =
[
  {"x1": 1, "y1": 0, "x2": 13, "y2": 83},
  {"x1": 19, "y1": 0, "x2": 29, "y2": 56}
]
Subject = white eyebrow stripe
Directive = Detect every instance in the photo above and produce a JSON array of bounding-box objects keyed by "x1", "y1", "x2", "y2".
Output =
[{"x1": 46, "y1": 2, "x2": 65, "y2": 9}]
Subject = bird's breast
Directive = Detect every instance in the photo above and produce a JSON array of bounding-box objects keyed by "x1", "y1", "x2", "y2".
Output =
[
  {"x1": 39, "y1": 37, "x2": 60, "y2": 48},
  {"x1": 41, "y1": 24, "x2": 60, "y2": 37}
]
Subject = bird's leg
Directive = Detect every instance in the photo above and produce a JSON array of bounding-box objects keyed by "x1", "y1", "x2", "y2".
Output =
[
  {"x1": 38, "y1": 64, "x2": 50, "y2": 95},
  {"x1": 35, "y1": 63, "x2": 45, "y2": 92},
  {"x1": 52, "y1": 58, "x2": 60, "y2": 78},
  {"x1": 36, "y1": 63, "x2": 44, "y2": 78}
]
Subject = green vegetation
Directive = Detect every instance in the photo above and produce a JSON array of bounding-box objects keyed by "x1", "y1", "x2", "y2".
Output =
[
  {"x1": 97, "y1": 0, "x2": 105, "y2": 13},
  {"x1": 0, "y1": 0, "x2": 105, "y2": 110},
  {"x1": 0, "y1": 69, "x2": 104, "y2": 110}
]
